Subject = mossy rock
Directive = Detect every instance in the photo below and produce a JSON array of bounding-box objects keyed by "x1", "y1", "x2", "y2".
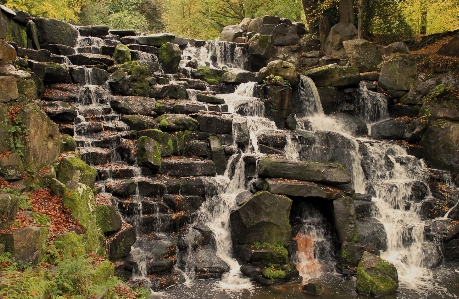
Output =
[
  {"x1": 194, "y1": 66, "x2": 227, "y2": 85},
  {"x1": 92, "y1": 259, "x2": 115, "y2": 285},
  {"x1": 138, "y1": 129, "x2": 174, "y2": 157},
  {"x1": 121, "y1": 115, "x2": 157, "y2": 131},
  {"x1": 57, "y1": 155, "x2": 97, "y2": 189},
  {"x1": 356, "y1": 251, "x2": 398, "y2": 296},
  {"x1": 333, "y1": 197, "x2": 359, "y2": 243},
  {"x1": 60, "y1": 134, "x2": 77, "y2": 152},
  {"x1": 156, "y1": 114, "x2": 199, "y2": 132},
  {"x1": 158, "y1": 42, "x2": 181, "y2": 74},
  {"x1": 0, "y1": 226, "x2": 48, "y2": 265},
  {"x1": 0, "y1": 193, "x2": 19, "y2": 230},
  {"x1": 137, "y1": 136, "x2": 162, "y2": 172},
  {"x1": 0, "y1": 103, "x2": 12, "y2": 153},
  {"x1": 113, "y1": 44, "x2": 131, "y2": 64},
  {"x1": 109, "y1": 61, "x2": 150, "y2": 96},
  {"x1": 4, "y1": 17, "x2": 28, "y2": 48},
  {"x1": 53, "y1": 231, "x2": 86, "y2": 259},
  {"x1": 96, "y1": 204, "x2": 123, "y2": 235}
]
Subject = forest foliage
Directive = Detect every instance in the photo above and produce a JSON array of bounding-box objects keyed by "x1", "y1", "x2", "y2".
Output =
[{"x1": 2, "y1": 0, "x2": 459, "y2": 40}]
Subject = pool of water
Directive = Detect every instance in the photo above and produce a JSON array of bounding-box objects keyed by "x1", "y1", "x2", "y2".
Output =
[{"x1": 151, "y1": 262, "x2": 459, "y2": 299}]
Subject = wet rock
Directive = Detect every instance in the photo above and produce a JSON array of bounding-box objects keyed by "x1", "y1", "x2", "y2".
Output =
[
  {"x1": 425, "y1": 219, "x2": 459, "y2": 241},
  {"x1": 240, "y1": 264, "x2": 262, "y2": 277},
  {"x1": 105, "y1": 179, "x2": 137, "y2": 198},
  {"x1": 330, "y1": 113, "x2": 368, "y2": 136},
  {"x1": 370, "y1": 118, "x2": 410, "y2": 140},
  {"x1": 57, "y1": 155, "x2": 97, "y2": 189},
  {"x1": 230, "y1": 191, "x2": 292, "y2": 247},
  {"x1": 356, "y1": 251, "x2": 398, "y2": 296},
  {"x1": 303, "y1": 282, "x2": 325, "y2": 295},
  {"x1": 258, "y1": 158, "x2": 351, "y2": 185},
  {"x1": 70, "y1": 66, "x2": 109, "y2": 85},
  {"x1": 420, "y1": 198, "x2": 455, "y2": 220},
  {"x1": 340, "y1": 241, "x2": 365, "y2": 270},
  {"x1": 354, "y1": 200, "x2": 378, "y2": 220},
  {"x1": 0, "y1": 193, "x2": 19, "y2": 230},
  {"x1": 78, "y1": 25, "x2": 109, "y2": 37},
  {"x1": 121, "y1": 115, "x2": 157, "y2": 131},
  {"x1": 303, "y1": 64, "x2": 360, "y2": 88},
  {"x1": 42, "y1": 101, "x2": 77, "y2": 123},
  {"x1": 378, "y1": 55, "x2": 417, "y2": 92},
  {"x1": 357, "y1": 218, "x2": 387, "y2": 251},
  {"x1": 333, "y1": 197, "x2": 358, "y2": 244},
  {"x1": 237, "y1": 244, "x2": 289, "y2": 264},
  {"x1": 126, "y1": 237, "x2": 176, "y2": 274},
  {"x1": 420, "y1": 242, "x2": 443, "y2": 268},
  {"x1": 209, "y1": 136, "x2": 226, "y2": 175},
  {"x1": 221, "y1": 69, "x2": 257, "y2": 83},
  {"x1": 443, "y1": 239, "x2": 459, "y2": 261},
  {"x1": 264, "y1": 178, "x2": 344, "y2": 200},
  {"x1": 137, "y1": 136, "x2": 161, "y2": 173},
  {"x1": 420, "y1": 120, "x2": 459, "y2": 173},
  {"x1": 196, "y1": 93, "x2": 225, "y2": 104},
  {"x1": 192, "y1": 66, "x2": 226, "y2": 85},
  {"x1": 107, "y1": 223, "x2": 136, "y2": 260},
  {"x1": 248, "y1": 34, "x2": 274, "y2": 60},
  {"x1": 159, "y1": 157, "x2": 216, "y2": 177}
]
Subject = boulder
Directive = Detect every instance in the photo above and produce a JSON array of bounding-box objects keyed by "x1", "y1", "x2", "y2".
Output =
[
  {"x1": 356, "y1": 218, "x2": 387, "y2": 251},
  {"x1": 137, "y1": 136, "x2": 161, "y2": 173},
  {"x1": 0, "y1": 193, "x2": 19, "y2": 230},
  {"x1": 0, "y1": 152, "x2": 25, "y2": 180},
  {"x1": 230, "y1": 191, "x2": 292, "y2": 246},
  {"x1": 378, "y1": 55, "x2": 417, "y2": 92},
  {"x1": 257, "y1": 60, "x2": 299, "y2": 86},
  {"x1": 303, "y1": 282, "x2": 325, "y2": 295},
  {"x1": 425, "y1": 219, "x2": 459, "y2": 242},
  {"x1": 263, "y1": 178, "x2": 344, "y2": 200},
  {"x1": 343, "y1": 39, "x2": 382, "y2": 72},
  {"x1": 419, "y1": 120, "x2": 459, "y2": 172},
  {"x1": 33, "y1": 17, "x2": 79, "y2": 47},
  {"x1": 356, "y1": 252, "x2": 398, "y2": 296},
  {"x1": 420, "y1": 242, "x2": 443, "y2": 269},
  {"x1": 67, "y1": 53, "x2": 115, "y2": 66},
  {"x1": 96, "y1": 204, "x2": 123, "y2": 235},
  {"x1": 109, "y1": 61, "x2": 150, "y2": 96},
  {"x1": 370, "y1": 118, "x2": 410, "y2": 140},
  {"x1": 323, "y1": 22, "x2": 358, "y2": 56},
  {"x1": 237, "y1": 244, "x2": 289, "y2": 264},
  {"x1": 138, "y1": 129, "x2": 174, "y2": 157},
  {"x1": 258, "y1": 158, "x2": 351, "y2": 185},
  {"x1": 120, "y1": 33, "x2": 175, "y2": 47},
  {"x1": 158, "y1": 42, "x2": 181, "y2": 74},
  {"x1": 340, "y1": 241, "x2": 365, "y2": 270},
  {"x1": 70, "y1": 66, "x2": 109, "y2": 85},
  {"x1": 420, "y1": 84, "x2": 459, "y2": 121},
  {"x1": 333, "y1": 197, "x2": 358, "y2": 243},
  {"x1": 0, "y1": 226, "x2": 48, "y2": 265},
  {"x1": 121, "y1": 115, "x2": 157, "y2": 131},
  {"x1": 105, "y1": 179, "x2": 137, "y2": 198},
  {"x1": 380, "y1": 42, "x2": 410, "y2": 56},
  {"x1": 247, "y1": 18, "x2": 263, "y2": 33},
  {"x1": 219, "y1": 25, "x2": 244, "y2": 42},
  {"x1": 303, "y1": 64, "x2": 360, "y2": 87},
  {"x1": 127, "y1": 237, "x2": 176, "y2": 274},
  {"x1": 193, "y1": 66, "x2": 226, "y2": 85},
  {"x1": 196, "y1": 94, "x2": 225, "y2": 104},
  {"x1": 78, "y1": 25, "x2": 110, "y2": 37},
  {"x1": 150, "y1": 83, "x2": 187, "y2": 99}
]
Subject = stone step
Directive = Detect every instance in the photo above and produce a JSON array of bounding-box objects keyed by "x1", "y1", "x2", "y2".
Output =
[
  {"x1": 42, "y1": 83, "x2": 80, "y2": 102},
  {"x1": 79, "y1": 147, "x2": 113, "y2": 165},
  {"x1": 134, "y1": 213, "x2": 189, "y2": 234},
  {"x1": 67, "y1": 53, "x2": 115, "y2": 66},
  {"x1": 75, "y1": 132, "x2": 121, "y2": 148},
  {"x1": 117, "y1": 198, "x2": 172, "y2": 216},
  {"x1": 96, "y1": 163, "x2": 141, "y2": 180},
  {"x1": 75, "y1": 46, "x2": 102, "y2": 54},
  {"x1": 159, "y1": 157, "x2": 217, "y2": 177}
]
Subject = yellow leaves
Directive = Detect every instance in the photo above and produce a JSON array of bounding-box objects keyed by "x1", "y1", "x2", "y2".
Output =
[{"x1": 5, "y1": 0, "x2": 86, "y2": 22}]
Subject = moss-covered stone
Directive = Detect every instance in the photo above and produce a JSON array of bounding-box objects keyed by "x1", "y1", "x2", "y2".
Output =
[
  {"x1": 158, "y1": 42, "x2": 181, "y2": 74},
  {"x1": 302, "y1": 64, "x2": 360, "y2": 88},
  {"x1": 57, "y1": 156, "x2": 97, "y2": 189},
  {"x1": 113, "y1": 43, "x2": 131, "y2": 64},
  {"x1": 378, "y1": 55, "x2": 417, "y2": 91},
  {"x1": 0, "y1": 226, "x2": 48, "y2": 265},
  {"x1": 121, "y1": 115, "x2": 157, "y2": 131},
  {"x1": 137, "y1": 136, "x2": 161, "y2": 172},
  {"x1": 138, "y1": 129, "x2": 174, "y2": 157},
  {"x1": 0, "y1": 103, "x2": 12, "y2": 153},
  {"x1": 92, "y1": 259, "x2": 115, "y2": 285},
  {"x1": 156, "y1": 114, "x2": 199, "y2": 132},
  {"x1": 109, "y1": 61, "x2": 150, "y2": 96},
  {"x1": 96, "y1": 204, "x2": 123, "y2": 235},
  {"x1": 16, "y1": 103, "x2": 61, "y2": 173},
  {"x1": 5, "y1": 17, "x2": 28, "y2": 48},
  {"x1": 262, "y1": 266, "x2": 286, "y2": 279},
  {"x1": 53, "y1": 231, "x2": 86, "y2": 259},
  {"x1": 0, "y1": 193, "x2": 19, "y2": 230},
  {"x1": 194, "y1": 66, "x2": 226, "y2": 85},
  {"x1": 356, "y1": 252, "x2": 398, "y2": 296},
  {"x1": 60, "y1": 134, "x2": 77, "y2": 152},
  {"x1": 333, "y1": 197, "x2": 359, "y2": 243}
]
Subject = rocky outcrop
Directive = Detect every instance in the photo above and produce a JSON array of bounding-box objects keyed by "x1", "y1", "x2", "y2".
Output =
[{"x1": 356, "y1": 252, "x2": 399, "y2": 296}]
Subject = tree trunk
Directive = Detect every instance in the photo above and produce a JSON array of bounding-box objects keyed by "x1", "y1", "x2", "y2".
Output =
[
  {"x1": 302, "y1": 0, "x2": 316, "y2": 33},
  {"x1": 420, "y1": 0, "x2": 427, "y2": 34},
  {"x1": 358, "y1": 0, "x2": 363, "y2": 39},
  {"x1": 339, "y1": 0, "x2": 354, "y2": 24}
]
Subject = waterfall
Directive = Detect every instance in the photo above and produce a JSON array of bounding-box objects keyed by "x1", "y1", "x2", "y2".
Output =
[{"x1": 355, "y1": 81, "x2": 389, "y2": 123}]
